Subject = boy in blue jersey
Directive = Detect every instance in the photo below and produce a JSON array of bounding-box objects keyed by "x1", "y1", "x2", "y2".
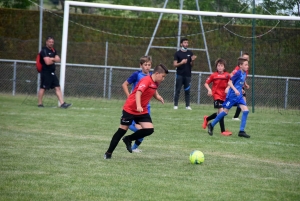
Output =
[
  {"x1": 122, "y1": 56, "x2": 152, "y2": 152},
  {"x1": 207, "y1": 57, "x2": 250, "y2": 138}
]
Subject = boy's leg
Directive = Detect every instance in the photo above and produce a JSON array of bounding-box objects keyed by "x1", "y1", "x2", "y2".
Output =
[
  {"x1": 129, "y1": 121, "x2": 144, "y2": 151},
  {"x1": 208, "y1": 111, "x2": 227, "y2": 135},
  {"x1": 238, "y1": 104, "x2": 250, "y2": 138},
  {"x1": 123, "y1": 128, "x2": 154, "y2": 153},
  {"x1": 233, "y1": 106, "x2": 241, "y2": 119},
  {"x1": 105, "y1": 127, "x2": 127, "y2": 156}
]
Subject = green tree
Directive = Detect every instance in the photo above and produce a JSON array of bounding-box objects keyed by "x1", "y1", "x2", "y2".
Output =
[{"x1": 0, "y1": 0, "x2": 33, "y2": 8}]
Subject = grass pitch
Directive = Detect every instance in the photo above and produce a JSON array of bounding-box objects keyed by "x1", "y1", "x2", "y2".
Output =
[{"x1": 0, "y1": 94, "x2": 299, "y2": 201}]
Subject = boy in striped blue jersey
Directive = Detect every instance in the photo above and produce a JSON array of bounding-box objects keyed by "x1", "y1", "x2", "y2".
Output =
[{"x1": 207, "y1": 57, "x2": 250, "y2": 138}]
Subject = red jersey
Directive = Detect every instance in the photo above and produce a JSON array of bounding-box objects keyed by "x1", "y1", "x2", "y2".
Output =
[
  {"x1": 232, "y1": 66, "x2": 249, "y2": 76},
  {"x1": 123, "y1": 75, "x2": 158, "y2": 115},
  {"x1": 205, "y1": 72, "x2": 230, "y2": 101}
]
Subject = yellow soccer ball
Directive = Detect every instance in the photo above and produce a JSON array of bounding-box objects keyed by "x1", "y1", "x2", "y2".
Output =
[{"x1": 189, "y1": 150, "x2": 205, "y2": 164}]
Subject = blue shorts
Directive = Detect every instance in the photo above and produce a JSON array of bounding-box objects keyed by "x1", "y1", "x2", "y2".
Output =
[{"x1": 222, "y1": 95, "x2": 246, "y2": 110}]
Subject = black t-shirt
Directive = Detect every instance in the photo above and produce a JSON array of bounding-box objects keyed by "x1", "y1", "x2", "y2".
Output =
[
  {"x1": 174, "y1": 50, "x2": 193, "y2": 77},
  {"x1": 40, "y1": 46, "x2": 57, "y2": 72}
]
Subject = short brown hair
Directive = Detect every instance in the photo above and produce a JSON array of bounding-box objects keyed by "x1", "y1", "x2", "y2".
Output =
[
  {"x1": 153, "y1": 63, "x2": 168, "y2": 74},
  {"x1": 140, "y1": 56, "x2": 152, "y2": 65},
  {"x1": 237, "y1": 57, "x2": 248, "y2": 66},
  {"x1": 214, "y1": 58, "x2": 227, "y2": 71}
]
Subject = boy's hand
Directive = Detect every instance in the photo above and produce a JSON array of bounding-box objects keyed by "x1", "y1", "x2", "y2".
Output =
[
  {"x1": 235, "y1": 90, "x2": 240, "y2": 96},
  {"x1": 244, "y1": 83, "x2": 250, "y2": 89},
  {"x1": 158, "y1": 96, "x2": 164, "y2": 104},
  {"x1": 207, "y1": 89, "x2": 212, "y2": 96},
  {"x1": 136, "y1": 106, "x2": 143, "y2": 113},
  {"x1": 191, "y1": 55, "x2": 197, "y2": 61}
]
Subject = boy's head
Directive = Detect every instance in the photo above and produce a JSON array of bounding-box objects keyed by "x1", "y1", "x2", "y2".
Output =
[
  {"x1": 242, "y1": 52, "x2": 250, "y2": 61},
  {"x1": 140, "y1": 56, "x2": 152, "y2": 74},
  {"x1": 152, "y1": 64, "x2": 169, "y2": 84},
  {"x1": 214, "y1": 58, "x2": 226, "y2": 73},
  {"x1": 238, "y1": 57, "x2": 249, "y2": 72}
]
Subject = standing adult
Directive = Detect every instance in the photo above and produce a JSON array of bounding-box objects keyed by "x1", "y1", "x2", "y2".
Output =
[
  {"x1": 37, "y1": 36, "x2": 72, "y2": 108},
  {"x1": 173, "y1": 38, "x2": 197, "y2": 110}
]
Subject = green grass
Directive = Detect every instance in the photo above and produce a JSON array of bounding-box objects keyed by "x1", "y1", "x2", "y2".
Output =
[{"x1": 1, "y1": 94, "x2": 300, "y2": 201}]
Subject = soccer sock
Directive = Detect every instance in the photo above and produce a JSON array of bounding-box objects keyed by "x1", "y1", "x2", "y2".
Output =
[
  {"x1": 132, "y1": 138, "x2": 144, "y2": 150},
  {"x1": 106, "y1": 128, "x2": 127, "y2": 153},
  {"x1": 233, "y1": 107, "x2": 241, "y2": 118},
  {"x1": 219, "y1": 117, "x2": 225, "y2": 132},
  {"x1": 207, "y1": 113, "x2": 217, "y2": 121},
  {"x1": 129, "y1": 124, "x2": 138, "y2": 132},
  {"x1": 126, "y1": 128, "x2": 154, "y2": 141},
  {"x1": 211, "y1": 111, "x2": 227, "y2": 127},
  {"x1": 240, "y1": 111, "x2": 249, "y2": 131}
]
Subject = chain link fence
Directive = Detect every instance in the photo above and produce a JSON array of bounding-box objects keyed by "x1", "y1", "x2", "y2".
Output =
[{"x1": 1, "y1": 59, "x2": 299, "y2": 112}]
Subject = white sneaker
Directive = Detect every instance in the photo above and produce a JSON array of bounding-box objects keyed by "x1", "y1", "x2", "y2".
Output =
[
  {"x1": 174, "y1": 106, "x2": 178, "y2": 110},
  {"x1": 186, "y1": 106, "x2": 192, "y2": 110},
  {"x1": 132, "y1": 148, "x2": 142, "y2": 153},
  {"x1": 232, "y1": 118, "x2": 240, "y2": 121}
]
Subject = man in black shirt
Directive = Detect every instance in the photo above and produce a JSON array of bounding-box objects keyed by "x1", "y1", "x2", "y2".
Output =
[
  {"x1": 37, "y1": 36, "x2": 71, "y2": 108},
  {"x1": 173, "y1": 38, "x2": 197, "y2": 110}
]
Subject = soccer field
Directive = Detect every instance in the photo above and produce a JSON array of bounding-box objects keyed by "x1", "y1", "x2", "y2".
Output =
[{"x1": 0, "y1": 94, "x2": 299, "y2": 201}]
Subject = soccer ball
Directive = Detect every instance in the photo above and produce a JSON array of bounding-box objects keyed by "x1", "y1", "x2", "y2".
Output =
[{"x1": 189, "y1": 150, "x2": 205, "y2": 164}]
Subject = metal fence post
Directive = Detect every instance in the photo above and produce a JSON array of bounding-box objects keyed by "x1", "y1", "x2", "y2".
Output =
[
  {"x1": 12, "y1": 61, "x2": 17, "y2": 96},
  {"x1": 284, "y1": 78, "x2": 289, "y2": 109},
  {"x1": 104, "y1": 41, "x2": 108, "y2": 98},
  {"x1": 197, "y1": 73, "x2": 202, "y2": 104},
  {"x1": 108, "y1": 68, "x2": 112, "y2": 100}
]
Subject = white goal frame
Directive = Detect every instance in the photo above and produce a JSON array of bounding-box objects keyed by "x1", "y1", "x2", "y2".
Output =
[{"x1": 60, "y1": 1, "x2": 300, "y2": 96}]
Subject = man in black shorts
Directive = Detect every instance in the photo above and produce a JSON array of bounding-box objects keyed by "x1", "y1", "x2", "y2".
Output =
[{"x1": 37, "y1": 36, "x2": 71, "y2": 108}]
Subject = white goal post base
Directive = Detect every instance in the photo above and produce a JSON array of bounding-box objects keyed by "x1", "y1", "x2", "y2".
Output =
[{"x1": 60, "y1": 1, "x2": 300, "y2": 97}]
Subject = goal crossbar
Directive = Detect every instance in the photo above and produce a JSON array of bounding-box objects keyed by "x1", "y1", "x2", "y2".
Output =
[{"x1": 60, "y1": 1, "x2": 300, "y2": 96}]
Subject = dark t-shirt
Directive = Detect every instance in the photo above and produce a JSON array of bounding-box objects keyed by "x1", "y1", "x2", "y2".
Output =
[
  {"x1": 40, "y1": 46, "x2": 57, "y2": 72},
  {"x1": 174, "y1": 50, "x2": 193, "y2": 77}
]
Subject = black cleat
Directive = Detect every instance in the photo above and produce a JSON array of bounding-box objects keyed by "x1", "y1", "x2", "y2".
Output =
[
  {"x1": 122, "y1": 137, "x2": 132, "y2": 153},
  {"x1": 207, "y1": 123, "x2": 214, "y2": 136},
  {"x1": 104, "y1": 152, "x2": 112, "y2": 159},
  {"x1": 60, "y1": 102, "x2": 72, "y2": 109},
  {"x1": 38, "y1": 104, "x2": 44, "y2": 107},
  {"x1": 238, "y1": 131, "x2": 250, "y2": 138}
]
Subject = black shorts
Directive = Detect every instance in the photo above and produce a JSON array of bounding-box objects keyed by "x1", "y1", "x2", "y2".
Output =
[
  {"x1": 214, "y1": 100, "x2": 224, "y2": 109},
  {"x1": 40, "y1": 71, "x2": 60, "y2": 90},
  {"x1": 120, "y1": 110, "x2": 152, "y2": 126}
]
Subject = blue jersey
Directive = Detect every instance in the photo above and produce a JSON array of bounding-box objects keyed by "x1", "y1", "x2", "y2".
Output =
[
  {"x1": 127, "y1": 70, "x2": 150, "y2": 92},
  {"x1": 223, "y1": 70, "x2": 247, "y2": 109},
  {"x1": 127, "y1": 70, "x2": 152, "y2": 110}
]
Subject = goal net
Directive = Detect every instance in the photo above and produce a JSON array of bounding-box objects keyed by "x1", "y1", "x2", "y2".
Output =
[
  {"x1": 16, "y1": 0, "x2": 299, "y2": 114},
  {"x1": 54, "y1": 1, "x2": 299, "y2": 113}
]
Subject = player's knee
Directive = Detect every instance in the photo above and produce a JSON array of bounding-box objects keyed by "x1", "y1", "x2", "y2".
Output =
[{"x1": 143, "y1": 128, "x2": 154, "y2": 137}]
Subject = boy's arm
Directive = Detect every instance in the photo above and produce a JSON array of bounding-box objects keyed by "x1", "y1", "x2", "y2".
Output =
[
  {"x1": 135, "y1": 91, "x2": 143, "y2": 112},
  {"x1": 122, "y1": 80, "x2": 130, "y2": 98},
  {"x1": 153, "y1": 90, "x2": 164, "y2": 104},
  {"x1": 228, "y1": 80, "x2": 240, "y2": 96},
  {"x1": 204, "y1": 83, "x2": 212, "y2": 96}
]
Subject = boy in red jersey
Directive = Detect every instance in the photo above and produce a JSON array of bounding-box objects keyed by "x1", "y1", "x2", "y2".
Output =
[
  {"x1": 231, "y1": 53, "x2": 250, "y2": 120},
  {"x1": 104, "y1": 64, "x2": 169, "y2": 159},
  {"x1": 202, "y1": 58, "x2": 232, "y2": 136}
]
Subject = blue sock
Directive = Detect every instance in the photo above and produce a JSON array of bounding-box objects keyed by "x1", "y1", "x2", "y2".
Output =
[
  {"x1": 132, "y1": 138, "x2": 144, "y2": 149},
  {"x1": 129, "y1": 124, "x2": 138, "y2": 132},
  {"x1": 211, "y1": 111, "x2": 227, "y2": 127},
  {"x1": 240, "y1": 111, "x2": 249, "y2": 131}
]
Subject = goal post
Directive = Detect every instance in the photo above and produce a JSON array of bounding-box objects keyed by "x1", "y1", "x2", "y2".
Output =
[{"x1": 60, "y1": 1, "x2": 300, "y2": 97}]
